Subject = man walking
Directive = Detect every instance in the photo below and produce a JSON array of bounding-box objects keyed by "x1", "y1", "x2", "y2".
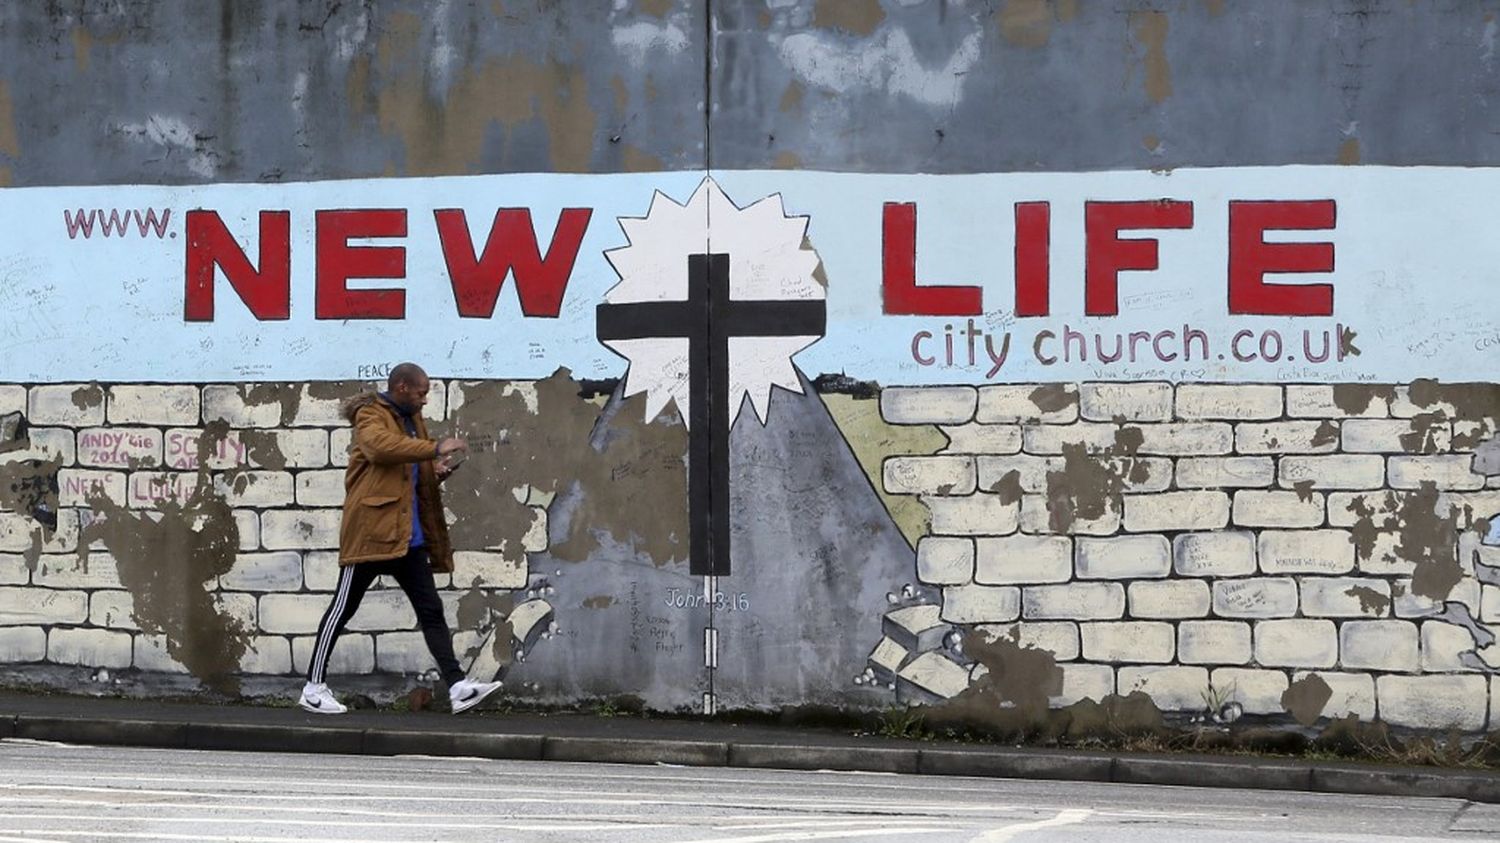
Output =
[{"x1": 299, "y1": 362, "x2": 503, "y2": 715}]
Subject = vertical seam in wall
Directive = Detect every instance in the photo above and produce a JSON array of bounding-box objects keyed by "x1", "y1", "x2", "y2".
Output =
[{"x1": 704, "y1": 0, "x2": 713, "y2": 176}]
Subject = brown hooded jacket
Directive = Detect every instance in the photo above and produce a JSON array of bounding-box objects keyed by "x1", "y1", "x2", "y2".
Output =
[{"x1": 337, "y1": 392, "x2": 454, "y2": 572}]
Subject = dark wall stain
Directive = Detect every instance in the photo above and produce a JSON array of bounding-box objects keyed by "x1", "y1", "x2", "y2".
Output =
[
  {"x1": 237, "y1": 430, "x2": 287, "y2": 470},
  {"x1": 1028, "y1": 383, "x2": 1076, "y2": 414},
  {"x1": 70, "y1": 384, "x2": 103, "y2": 411},
  {"x1": 1129, "y1": 10, "x2": 1173, "y2": 104},
  {"x1": 1344, "y1": 585, "x2": 1390, "y2": 614},
  {"x1": 1332, "y1": 384, "x2": 1395, "y2": 415},
  {"x1": 1282, "y1": 673, "x2": 1332, "y2": 726}
]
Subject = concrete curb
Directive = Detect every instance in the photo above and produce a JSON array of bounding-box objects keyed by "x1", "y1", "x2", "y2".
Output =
[{"x1": 7, "y1": 712, "x2": 1500, "y2": 803}]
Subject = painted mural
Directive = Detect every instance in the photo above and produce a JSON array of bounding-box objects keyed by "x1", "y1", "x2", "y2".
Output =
[{"x1": 3, "y1": 167, "x2": 1500, "y2": 733}]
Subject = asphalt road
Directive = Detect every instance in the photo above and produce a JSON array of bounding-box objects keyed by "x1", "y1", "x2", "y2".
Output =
[{"x1": 0, "y1": 738, "x2": 1495, "y2": 842}]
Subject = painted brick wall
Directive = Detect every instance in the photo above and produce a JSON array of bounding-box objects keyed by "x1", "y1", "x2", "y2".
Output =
[
  {"x1": 0, "y1": 380, "x2": 550, "y2": 682},
  {"x1": 877, "y1": 382, "x2": 1500, "y2": 732}
]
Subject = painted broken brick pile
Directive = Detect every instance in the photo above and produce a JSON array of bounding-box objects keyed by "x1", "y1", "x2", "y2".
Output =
[
  {"x1": 0, "y1": 380, "x2": 554, "y2": 693},
  {"x1": 877, "y1": 382, "x2": 1500, "y2": 732}
]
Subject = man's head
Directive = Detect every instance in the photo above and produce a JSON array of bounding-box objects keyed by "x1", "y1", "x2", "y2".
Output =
[{"x1": 386, "y1": 362, "x2": 430, "y2": 412}]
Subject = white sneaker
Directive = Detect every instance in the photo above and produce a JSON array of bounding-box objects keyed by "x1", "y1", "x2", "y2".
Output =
[
  {"x1": 449, "y1": 679, "x2": 503, "y2": 714},
  {"x1": 299, "y1": 682, "x2": 347, "y2": 715}
]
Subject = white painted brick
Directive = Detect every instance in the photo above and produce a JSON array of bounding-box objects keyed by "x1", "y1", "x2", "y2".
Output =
[
  {"x1": 940, "y1": 424, "x2": 1022, "y2": 455},
  {"x1": 1079, "y1": 382, "x2": 1172, "y2": 422},
  {"x1": 976, "y1": 455, "x2": 1058, "y2": 493},
  {"x1": 977, "y1": 621, "x2": 1080, "y2": 661},
  {"x1": 234, "y1": 510, "x2": 261, "y2": 552},
  {"x1": 940, "y1": 585, "x2": 1020, "y2": 624},
  {"x1": 202, "y1": 385, "x2": 284, "y2": 428},
  {"x1": 1233, "y1": 490, "x2": 1324, "y2": 528},
  {"x1": 249, "y1": 429, "x2": 331, "y2": 468},
  {"x1": 0, "y1": 626, "x2": 45, "y2": 662},
  {"x1": 259, "y1": 594, "x2": 335, "y2": 634},
  {"x1": 1076, "y1": 535, "x2": 1170, "y2": 579},
  {"x1": 161, "y1": 428, "x2": 245, "y2": 471},
  {"x1": 0, "y1": 554, "x2": 27, "y2": 585},
  {"x1": 1019, "y1": 495, "x2": 1121, "y2": 536},
  {"x1": 330, "y1": 428, "x2": 353, "y2": 467},
  {"x1": 923, "y1": 494, "x2": 1019, "y2": 536},
  {"x1": 28, "y1": 384, "x2": 105, "y2": 426},
  {"x1": 1173, "y1": 532, "x2": 1256, "y2": 577},
  {"x1": 0, "y1": 511, "x2": 80, "y2": 555},
  {"x1": 33, "y1": 553, "x2": 120, "y2": 589},
  {"x1": 1176, "y1": 384, "x2": 1282, "y2": 420},
  {"x1": 1132, "y1": 423, "x2": 1234, "y2": 456},
  {"x1": 291, "y1": 634, "x2": 374, "y2": 674},
  {"x1": 89, "y1": 590, "x2": 138, "y2": 630},
  {"x1": 1020, "y1": 422, "x2": 1120, "y2": 454},
  {"x1": 57, "y1": 469, "x2": 126, "y2": 507},
  {"x1": 290, "y1": 385, "x2": 358, "y2": 427},
  {"x1": 1235, "y1": 421, "x2": 1340, "y2": 455},
  {"x1": 520, "y1": 506, "x2": 548, "y2": 554},
  {"x1": 1342, "y1": 419, "x2": 1451, "y2": 454},
  {"x1": 376, "y1": 631, "x2": 446, "y2": 673},
  {"x1": 453, "y1": 550, "x2": 527, "y2": 590},
  {"x1": 1301, "y1": 577, "x2": 1391, "y2": 617},
  {"x1": 213, "y1": 471, "x2": 295, "y2": 508},
  {"x1": 1376, "y1": 675, "x2": 1487, "y2": 731},
  {"x1": 900, "y1": 651, "x2": 973, "y2": 700},
  {"x1": 1396, "y1": 577, "x2": 1480, "y2": 618},
  {"x1": 107, "y1": 385, "x2": 200, "y2": 426},
  {"x1": 1213, "y1": 578, "x2": 1299, "y2": 618},
  {"x1": 345, "y1": 591, "x2": 418, "y2": 632},
  {"x1": 220, "y1": 552, "x2": 305, "y2": 592},
  {"x1": 1128, "y1": 580, "x2": 1210, "y2": 619},
  {"x1": 1257, "y1": 530, "x2": 1354, "y2": 574},
  {"x1": 1390, "y1": 386, "x2": 1458, "y2": 419},
  {"x1": 868, "y1": 637, "x2": 908, "y2": 681},
  {"x1": 131, "y1": 633, "x2": 189, "y2": 674},
  {"x1": 0, "y1": 385, "x2": 24, "y2": 415},
  {"x1": 1178, "y1": 620, "x2": 1252, "y2": 665},
  {"x1": 47, "y1": 627, "x2": 132, "y2": 668},
  {"x1": 1210, "y1": 667, "x2": 1289, "y2": 715},
  {"x1": 1122, "y1": 491, "x2": 1229, "y2": 532},
  {"x1": 881, "y1": 386, "x2": 977, "y2": 425},
  {"x1": 76, "y1": 428, "x2": 162, "y2": 469},
  {"x1": 1254, "y1": 619, "x2": 1338, "y2": 668},
  {"x1": 1325, "y1": 491, "x2": 1398, "y2": 528},
  {"x1": 974, "y1": 535, "x2": 1070, "y2": 584},
  {"x1": 124, "y1": 471, "x2": 197, "y2": 508},
  {"x1": 0, "y1": 427, "x2": 77, "y2": 465},
  {"x1": 1278, "y1": 455, "x2": 1385, "y2": 490},
  {"x1": 883, "y1": 456, "x2": 975, "y2": 496},
  {"x1": 303, "y1": 552, "x2": 341, "y2": 592},
  {"x1": 261, "y1": 510, "x2": 341, "y2": 550},
  {"x1": 976, "y1": 384, "x2": 1078, "y2": 423},
  {"x1": 1285, "y1": 385, "x2": 1388, "y2": 418},
  {"x1": 164, "y1": 428, "x2": 331, "y2": 471},
  {"x1": 241, "y1": 635, "x2": 293, "y2": 674},
  {"x1": 1291, "y1": 670, "x2": 1376, "y2": 720},
  {"x1": 1421, "y1": 620, "x2": 1487, "y2": 672},
  {"x1": 295, "y1": 470, "x2": 347, "y2": 508},
  {"x1": 1340, "y1": 620, "x2": 1418, "y2": 671},
  {"x1": 1388, "y1": 455, "x2": 1484, "y2": 490},
  {"x1": 1081, "y1": 621, "x2": 1174, "y2": 663},
  {"x1": 0, "y1": 513, "x2": 39, "y2": 553},
  {"x1": 1116, "y1": 665, "x2": 1208, "y2": 711},
  {"x1": 1023, "y1": 582, "x2": 1124, "y2": 620},
  {"x1": 1053, "y1": 663, "x2": 1115, "y2": 706},
  {"x1": 916, "y1": 537, "x2": 975, "y2": 586},
  {"x1": 1175, "y1": 457, "x2": 1274, "y2": 489}
]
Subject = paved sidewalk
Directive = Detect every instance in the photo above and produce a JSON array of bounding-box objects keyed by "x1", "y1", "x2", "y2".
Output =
[{"x1": 3, "y1": 691, "x2": 1499, "y2": 803}]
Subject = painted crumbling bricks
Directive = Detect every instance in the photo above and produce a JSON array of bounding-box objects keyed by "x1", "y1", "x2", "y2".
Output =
[
  {"x1": 0, "y1": 380, "x2": 546, "y2": 684},
  {"x1": 882, "y1": 381, "x2": 1500, "y2": 731}
]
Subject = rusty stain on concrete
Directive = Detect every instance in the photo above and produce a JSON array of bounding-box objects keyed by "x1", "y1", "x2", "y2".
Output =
[
  {"x1": 1281, "y1": 673, "x2": 1332, "y2": 726},
  {"x1": 779, "y1": 80, "x2": 805, "y2": 113},
  {"x1": 997, "y1": 0, "x2": 1076, "y2": 48},
  {"x1": 1338, "y1": 137, "x2": 1361, "y2": 165},
  {"x1": 78, "y1": 425, "x2": 246, "y2": 693},
  {"x1": 638, "y1": 0, "x2": 673, "y2": 19},
  {"x1": 0, "y1": 166, "x2": 10, "y2": 187},
  {"x1": 822, "y1": 393, "x2": 945, "y2": 549},
  {"x1": 1044, "y1": 428, "x2": 1146, "y2": 533},
  {"x1": 1344, "y1": 585, "x2": 1391, "y2": 615},
  {"x1": 71, "y1": 26, "x2": 120, "y2": 74},
  {"x1": 355, "y1": 12, "x2": 598, "y2": 175},
  {"x1": 0, "y1": 79, "x2": 17, "y2": 159},
  {"x1": 610, "y1": 76, "x2": 629, "y2": 113},
  {"x1": 583, "y1": 595, "x2": 616, "y2": 609},
  {"x1": 1142, "y1": 134, "x2": 1161, "y2": 153},
  {"x1": 1129, "y1": 11, "x2": 1173, "y2": 104},
  {"x1": 812, "y1": 0, "x2": 886, "y2": 37},
  {"x1": 1201, "y1": 0, "x2": 1226, "y2": 15},
  {"x1": 773, "y1": 151, "x2": 803, "y2": 169},
  {"x1": 622, "y1": 144, "x2": 666, "y2": 172}
]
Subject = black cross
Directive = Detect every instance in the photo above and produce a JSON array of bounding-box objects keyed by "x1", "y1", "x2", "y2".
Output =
[{"x1": 597, "y1": 253, "x2": 826, "y2": 576}]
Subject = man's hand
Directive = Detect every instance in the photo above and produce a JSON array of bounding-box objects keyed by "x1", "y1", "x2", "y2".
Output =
[
  {"x1": 436, "y1": 456, "x2": 460, "y2": 482},
  {"x1": 437, "y1": 437, "x2": 467, "y2": 456}
]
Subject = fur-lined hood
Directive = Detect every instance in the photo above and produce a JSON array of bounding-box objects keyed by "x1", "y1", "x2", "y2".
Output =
[{"x1": 340, "y1": 391, "x2": 386, "y2": 423}]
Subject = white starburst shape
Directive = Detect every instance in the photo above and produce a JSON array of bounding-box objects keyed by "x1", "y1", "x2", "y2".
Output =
[{"x1": 600, "y1": 178, "x2": 825, "y2": 429}]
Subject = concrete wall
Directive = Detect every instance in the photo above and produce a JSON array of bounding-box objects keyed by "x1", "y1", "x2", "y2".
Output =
[{"x1": 5, "y1": 0, "x2": 1500, "y2": 736}]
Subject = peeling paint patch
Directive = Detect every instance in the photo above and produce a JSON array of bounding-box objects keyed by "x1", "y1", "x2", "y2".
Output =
[
  {"x1": 1043, "y1": 428, "x2": 1145, "y2": 533},
  {"x1": 777, "y1": 28, "x2": 982, "y2": 108},
  {"x1": 1332, "y1": 384, "x2": 1395, "y2": 415},
  {"x1": 1282, "y1": 673, "x2": 1332, "y2": 726},
  {"x1": 1344, "y1": 585, "x2": 1390, "y2": 615},
  {"x1": 822, "y1": 393, "x2": 945, "y2": 549},
  {"x1": 813, "y1": 0, "x2": 886, "y2": 37},
  {"x1": 1128, "y1": 11, "x2": 1173, "y2": 104},
  {"x1": 1312, "y1": 420, "x2": 1340, "y2": 449},
  {"x1": 1338, "y1": 137, "x2": 1361, "y2": 165},
  {"x1": 113, "y1": 115, "x2": 219, "y2": 179},
  {"x1": 612, "y1": 20, "x2": 692, "y2": 67},
  {"x1": 71, "y1": 384, "x2": 103, "y2": 412},
  {"x1": 237, "y1": 430, "x2": 287, "y2": 470}
]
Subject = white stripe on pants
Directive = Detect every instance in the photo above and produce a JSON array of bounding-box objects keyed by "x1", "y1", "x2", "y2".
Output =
[{"x1": 309, "y1": 565, "x2": 355, "y2": 684}]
